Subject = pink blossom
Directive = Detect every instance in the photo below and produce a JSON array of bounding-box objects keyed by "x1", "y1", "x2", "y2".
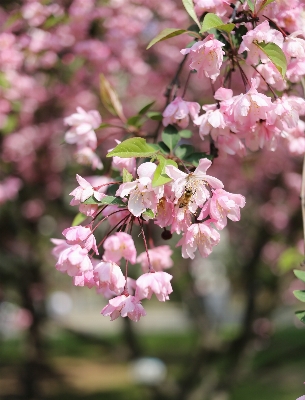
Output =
[
  {"x1": 137, "y1": 246, "x2": 173, "y2": 273},
  {"x1": 56, "y1": 244, "x2": 93, "y2": 277},
  {"x1": 103, "y1": 232, "x2": 136, "y2": 264},
  {"x1": 177, "y1": 222, "x2": 220, "y2": 259},
  {"x1": 283, "y1": 35, "x2": 305, "y2": 61},
  {"x1": 73, "y1": 269, "x2": 96, "y2": 288},
  {"x1": 116, "y1": 162, "x2": 163, "y2": 217},
  {"x1": 171, "y1": 207, "x2": 193, "y2": 234},
  {"x1": 94, "y1": 261, "x2": 126, "y2": 295},
  {"x1": 238, "y1": 21, "x2": 284, "y2": 65},
  {"x1": 62, "y1": 225, "x2": 98, "y2": 254},
  {"x1": 166, "y1": 158, "x2": 223, "y2": 213},
  {"x1": 136, "y1": 271, "x2": 173, "y2": 301},
  {"x1": 78, "y1": 203, "x2": 99, "y2": 217},
  {"x1": 225, "y1": 79, "x2": 275, "y2": 132},
  {"x1": 101, "y1": 295, "x2": 146, "y2": 322},
  {"x1": 256, "y1": 62, "x2": 287, "y2": 92},
  {"x1": 22, "y1": 2, "x2": 50, "y2": 27},
  {"x1": 69, "y1": 174, "x2": 106, "y2": 205},
  {"x1": 181, "y1": 34, "x2": 225, "y2": 82},
  {"x1": 51, "y1": 238, "x2": 70, "y2": 258},
  {"x1": 199, "y1": 189, "x2": 246, "y2": 230},
  {"x1": 74, "y1": 147, "x2": 103, "y2": 170},
  {"x1": 194, "y1": 0, "x2": 231, "y2": 18},
  {"x1": 273, "y1": 95, "x2": 305, "y2": 133},
  {"x1": 194, "y1": 104, "x2": 226, "y2": 139},
  {"x1": 245, "y1": 121, "x2": 279, "y2": 152},
  {"x1": 213, "y1": 131, "x2": 246, "y2": 157},
  {"x1": 64, "y1": 107, "x2": 101, "y2": 150},
  {"x1": 154, "y1": 197, "x2": 175, "y2": 228},
  {"x1": 162, "y1": 97, "x2": 200, "y2": 129},
  {"x1": 0, "y1": 177, "x2": 22, "y2": 204},
  {"x1": 101, "y1": 205, "x2": 130, "y2": 227},
  {"x1": 286, "y1": 59, "x2": 305, "y2": 83}
]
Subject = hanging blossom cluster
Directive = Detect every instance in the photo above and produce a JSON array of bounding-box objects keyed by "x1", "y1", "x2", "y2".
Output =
[
  {"x1": 52, "y1": 146, "x2": 245, "y2": 321},
  {"x1": 52, "y1": 0, "x2": 305, "y2": 323}
]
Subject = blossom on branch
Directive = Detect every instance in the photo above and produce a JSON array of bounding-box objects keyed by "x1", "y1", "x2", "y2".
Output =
[
  {"x1": 181, "y1": 34, "x2": 225, "y2": 82},
  {"x1": 101, "y1": 295, "x2": 146, "y2": 322}
]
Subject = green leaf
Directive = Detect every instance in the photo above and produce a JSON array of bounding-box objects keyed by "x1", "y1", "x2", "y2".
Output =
[
  {"x1": 142, "y1": 209, "x2": 155, "y2": 220},
  {"x1": 1, "y1": 115, "x2": 17, "y2": 135},
  {"x1": 98, "y1": 123, "x2": 112, "y2": 129},
  {"x1": 122, "y1": 168, "x2": 133, "y2": 183},
  {"x1": 152, "y1": 156, "x2": 178, "y2": 187},
  {"x1": 100, "y1": 74, "x2": 126, "y2": 120},
  {"x1": 127, "y1": 115, "x2": 145, "y2": 128},
  {"x1": 83, "y1": 195, "x2": 126, "y2": 207},
  {"x1": 179, "y1": 129, "x2": 193, "y2": 139},
  {"x1": 72, "y1": 213, "x2": 87, "y2": 226},
  {"x1": 254, "y1": 41, "x2": 287, "y2": 77},
  {"x1": 278, "y1": 248, "x2": 303, "y2": 273},
  {"x1": 158, "y1": 141, "x2": 171, "y2": 154},
  {"x1": 83, "y1": 195, "x2": 100, "y2": 205},
  {"x1": 295, "y1": 310, "x2": 305, "y2": 324},
  {"x1": 100, "y1": 196, "x2": 126, "y2": 207},
  {"x1": 147, "y1": 28, "x2": 187, "y2": 49},
  {"x1": 182, "y1": 0, "x2": 201, "y2": 28},
  {"x1": 107, "y1": 138, "x2": 158, "y2": 158},
  {"x1": 185, "y1": 152, "x2": 211, "y2": 166},
  {"x1": 200, "y1": 13, "x2": 235, "y2": 33},
  {"x1": 0, "y1": 72, "x2": 10, "y2": 88},
  {"x1": 162, "y1": 125, "x2": 180, "y2": 151},
  {"x1": 147, "y1": 111, "x2": 163, "y2": 121},
  {"x1": 149, "y1": 142, "x2": 170, "y2": 154},
  {"x1": 257, "y1": 0, "x2": 275, "y2": 12},
  {"x1": 294, "y1": 269, "x2": 305, "y2": 283},
  {"x1": 294, "y1": 290, "x2": 305, "y2": 303},
  {"x1": 247, "y1": 0, "x2": 255, "y2": 12},
  {"x1": 174, "y1": 144, "x2": 195, "y2": 160},
  {"x1": 139, "y1": 101, "x2": 155, "y2": 115}
]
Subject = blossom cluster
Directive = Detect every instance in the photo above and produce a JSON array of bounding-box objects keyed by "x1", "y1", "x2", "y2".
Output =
[{"x1": 52, "y1": 0, "x2": 305, "y2": 324}]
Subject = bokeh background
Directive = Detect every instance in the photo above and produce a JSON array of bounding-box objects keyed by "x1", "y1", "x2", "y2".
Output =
[{"x1": 1, "y1": 1, "x2": 305, "y2": 399}]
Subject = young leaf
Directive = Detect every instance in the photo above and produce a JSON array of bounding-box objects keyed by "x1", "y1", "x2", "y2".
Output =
[
  {"x1": 162, "y1": 125, "x2": 180, "y2": 151},
  {"x1": 295, "y1": 310, "x2": 305, "y2": 324},
  {"x1": 179, "y1": 129, "x2": 193, "y2": 139},
  {"x1": 294, "y1": 269, "x2": 305, "y2": 283},
  {"x1": 142, "y1": 209, "x2": 155, "y2": 220},
  {"x1": 107, "y1": 137, "x2": 158, "y2": 158},
  {"x1": 147, "y1": 28, "x2": 187, "y2": 50},
  {"x1": 147, "y1": 111, "x2": 163, "y2": 121},
  {"x1": 149, "y1": 142, "x2": 170, "y2": 154},
  {"x1": 247, "y1": 0, "x2": 255, "y2": 12},
  {"x1": 100, "y1": 74, "x2": 126, "y2": 121},
  {"x1": 185, "y1": 152, "x2": 212, "y2": 166},
  {"x1": 122, "y1": 168, "x2": 133, "y2": 183},
  {"x1": 152, "y1": 156, "x2": 177, "y2": 187},
  {"x1": 200, "y1": 13, "x2": 235, "y2": 33},
  {"x1": 257, "y1": 0, "x2": 275, "y2": 12},
  {"x1": 83, "y1": 195, "x2": 100, "y2": 205},
  {"x1": 127, "y1": 115, "x2": 145, "y2": 128},
  {"x1": 72, "y1": 213, "x2": 87, "y2": 226},
  {"x1": 293, "y1": 290, "x2": 305, "y2": 303},
  {"x1": 182, "y1": 0, "x2": 201, "y2": 28},
  {"x1": 254, "y1": 41, "x2": 287, "y2": 77},
  {"x1": 174, "y1": 144, "x2": 195, "y2": 159},
  {"x1": 139, "y1": 101, "x2": 155, "y2": 115},
  {"x1": 100, "y1": 196, "x2": 126, "y2": 207}
]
